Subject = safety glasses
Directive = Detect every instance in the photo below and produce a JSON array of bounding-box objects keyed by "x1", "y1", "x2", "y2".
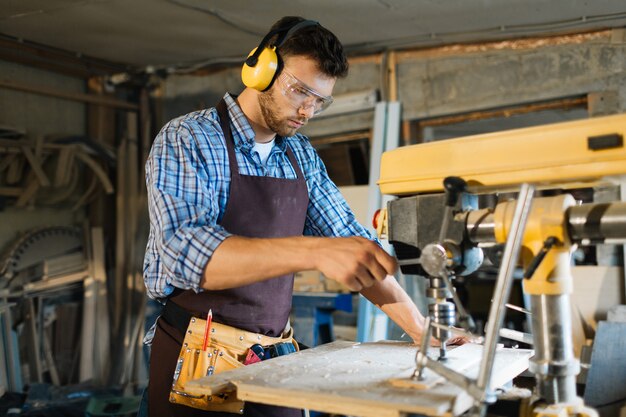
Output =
[{"x1": 278, "y1": 70, "x2": 334, "y2": 115}]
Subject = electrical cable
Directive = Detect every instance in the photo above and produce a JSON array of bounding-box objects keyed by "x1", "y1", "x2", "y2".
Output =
[
  {"x1": 165, "y1": 0, "x2": 264, "y2": 37},
  {"x1": 0, "y1": 0, "x2": 107, "y2": 21},
  {"x1": 344, "y1": 11, "x2": 626, "y2": 54}
]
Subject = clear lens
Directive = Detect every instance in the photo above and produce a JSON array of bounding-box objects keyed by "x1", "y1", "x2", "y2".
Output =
[{"x1": 279, "y1": 71, "x2": 333, "y2": 115}]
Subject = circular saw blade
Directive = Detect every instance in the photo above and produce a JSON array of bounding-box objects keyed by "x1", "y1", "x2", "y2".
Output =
[{"x1": 0, "y1": 226, "x2": 83, "y2": 289}]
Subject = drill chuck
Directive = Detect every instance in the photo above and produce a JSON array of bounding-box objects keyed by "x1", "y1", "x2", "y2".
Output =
[{"x1": 429, "y1": 301, "x2": 456, "y2": 343}]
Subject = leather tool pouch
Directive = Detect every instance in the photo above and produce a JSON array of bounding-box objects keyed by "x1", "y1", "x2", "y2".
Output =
[{"x1": 169, "y1": 317, "x2": 297, "y2": 414}]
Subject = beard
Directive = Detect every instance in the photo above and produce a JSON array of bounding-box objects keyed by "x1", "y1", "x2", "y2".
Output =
[{"x1": 258, "y1": 89, "x2": 304, "y2": 137}]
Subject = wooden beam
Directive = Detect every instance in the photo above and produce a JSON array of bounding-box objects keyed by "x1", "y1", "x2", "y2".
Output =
[
  {"x1": 20, "y1": 146, "x2": 50, "y2": 186},
  {"x1": 395, "y1": 30, "x2": 612, "y2": 61},
  {"x1": 0, "y1": 35, "x2": 130, "y2": 78},
  {"x1": 417, "y1": 96, "x2": 587, "y2": 128},
  {"x1": 310, "y1": 130, "x2": 371, "y2": 147},
  {"x1": 0, "y1": 187, "x2": 22, "y2": 197},
  {"x1": 0, "y1": 79, "x2": 139, "y2": 110},
  {"x1": 15, "y1": 177, "x2": 39, "y2": 207},
  {"x1": 387, "y1": 51, "x2": 398, "y2": 102}
]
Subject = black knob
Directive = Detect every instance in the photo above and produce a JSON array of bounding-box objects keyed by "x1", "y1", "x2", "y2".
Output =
[{"x1": 444, "y1": 176, "x2": 467, "y2": 207}]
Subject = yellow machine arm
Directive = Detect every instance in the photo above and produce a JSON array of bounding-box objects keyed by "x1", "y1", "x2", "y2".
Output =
[{"x1": 378, "y1": 113, "x2": 626, "y2": 195}]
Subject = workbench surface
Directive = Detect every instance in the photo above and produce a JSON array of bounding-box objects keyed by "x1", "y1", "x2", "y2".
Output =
[{"x1": 186, "y1": 340, "x2": 532, "y2": 417}]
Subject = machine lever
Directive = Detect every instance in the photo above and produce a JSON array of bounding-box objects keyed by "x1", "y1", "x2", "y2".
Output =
[
  {"x1": 438, "y1": 271, "x2": 476, "y2": 332},
  {"x1": 444, "y1": 176, "x2": 468, "y2": 207},
  {"x1": 523, "y1": 236, "x2": 559, "y2": 279},
  {"x1": 397, "y1": 257, "x2": 421, "y2": 266},
  {"x1": 439, "y1": 177, "x2": 468, "y2": 242},
  {"x1": 430, "y1": 321, "x2": 483, "y2": 343},
  {"x1": 499, "y1": 328, "x2": 533, "y2": 345},
  {"x1": 505, "y1": 303, "x2": 531, "y2": 315}
]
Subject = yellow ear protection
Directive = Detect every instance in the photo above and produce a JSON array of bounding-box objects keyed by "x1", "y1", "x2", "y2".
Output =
[{"x1": 241, "y1": 20, "x2": 319, "y2": 91}]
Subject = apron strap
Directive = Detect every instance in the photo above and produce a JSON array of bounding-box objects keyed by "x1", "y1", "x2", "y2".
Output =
[
  {"x1": 216, "y1": 97, "x2": 306, "y2": 181},
  {"x1": 216, "y1": 99, "x2": 240, "y2": 176}
]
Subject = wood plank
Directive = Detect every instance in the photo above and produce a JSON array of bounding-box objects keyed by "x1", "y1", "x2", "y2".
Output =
[
  {"x1": 0, "y1": 79, "x2": 139, "y2": 110},
  {"x1": 186, "y1": 341, "x2": 532, "y2": 417},
  {"x1": 0, "y1": 37, "x2": 129, "y2": 79},
  {"x1": 54, "y1": 146, "x2": 75, "y2": 186},
  {"x1": 21, "y1": 146, "x2": 50, "y2": 186},
  {"x1": 75, "y1": 151, "x2": 114, "y2": 194},
  {"x1": 571, "y1": 266, "x2": 624, "y2": 357},
  {"x1": 80, "y1": 276, "x2": 97, "y2": 382},
  {"x1": 90, "y1": 227, "x2": 110, "y2": 384},
  {"x1": 388, "y1": 343, "x2": 486, "y2": 390},
  {"x1": 0, "y1": 153, "x2": 17, "y2": 173},
  {"x1": 0, "y1": 187, "x2": 22, "y2": 197},
  {"x1": 15, "y1": 177, "x2": 39, "y2": 207}
]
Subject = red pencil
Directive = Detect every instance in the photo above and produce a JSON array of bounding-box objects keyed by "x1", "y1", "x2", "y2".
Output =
[{"x1": 202, "y1": 309, "x2": 213, "y2": 351}]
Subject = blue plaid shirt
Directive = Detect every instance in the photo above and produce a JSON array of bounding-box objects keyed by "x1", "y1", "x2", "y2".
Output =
[{"x1": 144, "y1": 93, "x2": 374, "y2": 303}]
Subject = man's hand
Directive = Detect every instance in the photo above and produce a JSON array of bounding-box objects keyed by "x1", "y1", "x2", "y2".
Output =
[
  {"x1": 312, "y1": 237, "x2": 397, "y2": 291},
  {"x1": 428, "y1": 333, "x2": 471, "y2": 346}
]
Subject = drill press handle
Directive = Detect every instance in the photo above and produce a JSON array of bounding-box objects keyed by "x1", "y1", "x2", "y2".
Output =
[
  {"x1": 439, "y1": 176, "x2": 468, "y2": 242},
  {"x1": 444, "y1": 176, "x2": 468, "y2": 207}
]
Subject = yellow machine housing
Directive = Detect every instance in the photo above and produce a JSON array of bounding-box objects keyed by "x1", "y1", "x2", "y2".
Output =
[{"x1": 378, "y1": 113, "x2": 626, "y2": 195}]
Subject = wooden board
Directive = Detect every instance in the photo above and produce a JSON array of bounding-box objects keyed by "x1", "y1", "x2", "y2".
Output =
[
  {"x1": 186, "y1": 341, "x2": 532, "y2": 417},
  {"x1": 571, "y1": 266, "x2": 624, "y2": 357},
  {"x1": 388, "y1": 343, "x2": 488, "y2": 390}
]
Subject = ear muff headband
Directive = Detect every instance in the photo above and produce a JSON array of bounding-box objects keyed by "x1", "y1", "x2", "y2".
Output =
[{"x1": 242, "y1": 20, "x2": 319, "y2": 91}]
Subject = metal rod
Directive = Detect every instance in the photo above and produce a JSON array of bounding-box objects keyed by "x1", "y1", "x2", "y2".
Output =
[
  {"x1": 505, "y1": 303, "x2": 532, "y2": 315},
  {"x1": 397, "y1": 257, "x2": 421, "y2": 266},
  {"x1": 476, "y1": 183, "x2": 535, "y2": 397},
  {"x1": 438, "y1": 271, "x2": 473, "y2": 329},
  {"x1": 413, "y1": 316, "x2": 432, "y2": 380},
  {"x1": 430, "y1": 321, "x2": 484, "y2": 343},
  {"x1": 499, "y1": 328, "x2": 534, "y2": 345},
  {"x1": 530, "y1": 293, "x2": 578, "y2": 404},
  {"x1": 439, "y1": 206, "x2": 454, "y2": 242},
  {"x1": 26, "y1": 298, "x2": 44, "y2": 382},
  {"x1": 468, "y1": 202, "x2": 626, "y2": 246},
  {"x1": 424, "y1": 356, "x2": 484, "y2": 401},
  {"x1": 567, "y1": 202, "x2": 626, "y2": 244},
  {"x1": 465, "y1": 209, "x2": 496, "y2": 243}
]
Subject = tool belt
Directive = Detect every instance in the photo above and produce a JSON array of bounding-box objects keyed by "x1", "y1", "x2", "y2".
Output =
[{"x1": 162, "y1": 301, "x2": 298, "y2": 414}]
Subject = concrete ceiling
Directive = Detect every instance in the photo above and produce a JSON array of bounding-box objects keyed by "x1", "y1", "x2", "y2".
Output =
[{"x1": 1, "y1": 0, "x2": 626, "y2": 72}]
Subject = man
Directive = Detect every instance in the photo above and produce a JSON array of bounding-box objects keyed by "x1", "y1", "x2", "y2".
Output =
[{"x1": 144, "y1": 16, "x2": 463, "y2": 417}]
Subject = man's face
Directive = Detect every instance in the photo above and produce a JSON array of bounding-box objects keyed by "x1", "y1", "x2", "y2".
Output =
[{"x1": 258, "y1": 56, "x2": 336, "y2": 137}]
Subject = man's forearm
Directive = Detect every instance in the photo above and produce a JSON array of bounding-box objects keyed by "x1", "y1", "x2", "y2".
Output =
[
  {"x1": 201, "y1": 235, "x2": 317, "y2": 290},
  {"x1": 201, "y1": 235, "x2": 398, "y2": 292},
  {"x1": 360, "y1": 275, "x2": 426, "y2": 343}
]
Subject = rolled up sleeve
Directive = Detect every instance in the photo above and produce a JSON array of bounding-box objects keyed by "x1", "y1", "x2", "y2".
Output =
[
  {"x1": 303, "y1": 151, "x2": 376, "y2": 242},
  {"x1": 144, "y1": 119, "x2": 231, "y2": 300}
]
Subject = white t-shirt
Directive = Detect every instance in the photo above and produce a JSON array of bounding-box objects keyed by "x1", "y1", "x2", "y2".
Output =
[{"x1": 253, "y1": 139, "x2": 275, "y2": 165}]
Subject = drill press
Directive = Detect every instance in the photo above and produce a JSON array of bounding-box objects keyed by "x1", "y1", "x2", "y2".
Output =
[{"x1": 374, "y1": 112, "x2": 626, "y2": 416}]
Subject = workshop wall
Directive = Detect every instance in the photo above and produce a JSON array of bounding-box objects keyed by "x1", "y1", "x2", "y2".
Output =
[
  {"x1": 158, "y1": 29, "x2": 626, "y2": 191},
  {"x1": 161, "y1": 68, "x2": 244, "y2": 126},
  {"x1": 0, "y1": 60, "x2": 86, "y2": 136},
  {"x1": 160, "y1": 29, "x2": 626, "y2": 138},
  {"x1": 397, "y1": 29, "x2": 626, "y2": 119},
  {"x1": 0, "y1": 59, "x2": 87, "y2": 250}
]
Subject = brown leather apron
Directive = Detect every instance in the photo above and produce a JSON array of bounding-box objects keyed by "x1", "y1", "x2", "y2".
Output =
[{"x1": 147, "y1": 98, "x2": 309, "y2": 417}]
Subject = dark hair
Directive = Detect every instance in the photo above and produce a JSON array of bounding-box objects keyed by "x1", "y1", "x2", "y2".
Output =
[{"x1": 269, "y1": 16, "x2": 349, "y2": 78}]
